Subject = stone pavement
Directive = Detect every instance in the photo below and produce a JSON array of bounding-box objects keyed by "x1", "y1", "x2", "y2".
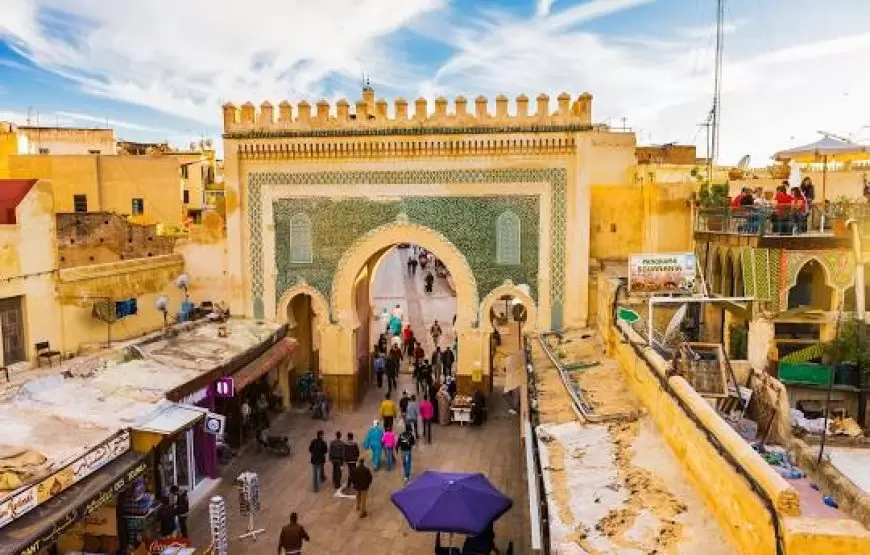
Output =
[
  {"x1": 371, "y1": 247, "x2": 457, "y2": 360},
  {"x1": 187, "y1": 372, "x2": 530, "y2": 554}
]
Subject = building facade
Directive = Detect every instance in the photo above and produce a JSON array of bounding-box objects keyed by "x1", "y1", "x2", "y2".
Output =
[{"x1": 220, "y1": 87, "x2": 694, "y2": 406}]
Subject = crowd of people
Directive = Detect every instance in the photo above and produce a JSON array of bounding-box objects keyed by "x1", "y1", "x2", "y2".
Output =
[{"x1": 727, "y1": 177, "x2": 816, "y2": 233}]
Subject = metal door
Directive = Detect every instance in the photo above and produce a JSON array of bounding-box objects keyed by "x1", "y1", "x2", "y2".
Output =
[{"x1": 0, "y1": 297, "x2": 25, "y2": 364}]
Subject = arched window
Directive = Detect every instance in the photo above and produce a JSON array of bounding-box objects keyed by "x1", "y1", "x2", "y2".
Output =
[
  {"x1": 289, "y1": 213, "x2": 313, "y2": 263},
  {"x1": 496, "y1": 210, "x2": 521, "y2": 265}
]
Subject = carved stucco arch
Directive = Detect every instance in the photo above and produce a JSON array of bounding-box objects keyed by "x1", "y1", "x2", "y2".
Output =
[
  {"x1": 479, "y1": 280, "x2": 539, "y2": 331},
  {"x1": 330, "y1": 217, "x2": 480, "y2": 329},
  {"x1": 276, "y1": 280, "x2": 331, "y2": 329},
  {"x1": 783, "y1": 256, "x2": 837, "y2": 309}
]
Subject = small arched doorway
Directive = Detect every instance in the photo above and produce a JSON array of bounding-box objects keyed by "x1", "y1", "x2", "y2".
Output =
[
  {"x1": 479, "y1": 280, "x2": 538, "y2": 396},
  {"x1": 787, "y1": 259, "x2": 834, "y2": 311},
  {"x1": 277, "y1": 283, "x2": 329, "y2": 405}
]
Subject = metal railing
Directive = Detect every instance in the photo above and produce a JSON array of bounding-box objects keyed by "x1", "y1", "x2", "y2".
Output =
[
  {"x1": 695, "y1": 202, "x2": 870, "y2": 236},
  {"x1": 522, "y1": 335, "x2": 548, "y2": 555}
]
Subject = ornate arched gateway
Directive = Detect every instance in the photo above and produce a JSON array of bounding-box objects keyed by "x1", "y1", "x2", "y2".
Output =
[{"x1": 222, "y1": 88, "x2": 636, "y2": 407}]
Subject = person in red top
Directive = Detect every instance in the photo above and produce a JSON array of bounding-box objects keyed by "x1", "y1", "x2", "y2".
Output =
[
  {"x1": 773, "y1": 183, "x2": 794, "y2": 234},
  {"x1": 402, "y1": 324, "x2": 415, "y2": 357},
  {"x1": 790, "y1": 187, "x2": 808, "y2": 232}
]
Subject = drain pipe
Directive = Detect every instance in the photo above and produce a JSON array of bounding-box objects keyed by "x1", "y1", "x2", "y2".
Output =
[{"x1": 847, "y1": 219, "x2": 865, "y2": 321}]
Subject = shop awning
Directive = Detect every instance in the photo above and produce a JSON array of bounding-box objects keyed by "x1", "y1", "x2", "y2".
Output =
[
  {"x1": 232, "y1": 337, "x2": 297, "y2": 390},
  {"x1": 133, "y1": 401, "x2": 205, "y2": 435},
  {"x1": 0, "y1": 451, "x2": 149, "y2": 555}
]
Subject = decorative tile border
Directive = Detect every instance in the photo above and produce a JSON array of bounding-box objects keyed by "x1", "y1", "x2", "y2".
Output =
[{"x1": 248, "y1": 168, "x2": 567, "y2": 326}]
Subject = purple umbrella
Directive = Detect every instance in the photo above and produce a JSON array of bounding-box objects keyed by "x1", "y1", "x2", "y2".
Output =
[{"x1": 390, "y1": 471, "x2": 513, "y2": 535}]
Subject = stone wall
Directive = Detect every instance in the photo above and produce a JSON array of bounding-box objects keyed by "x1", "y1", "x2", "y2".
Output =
[{"x1": 56, "y1": 212, "x2": 175, "y2": 268}]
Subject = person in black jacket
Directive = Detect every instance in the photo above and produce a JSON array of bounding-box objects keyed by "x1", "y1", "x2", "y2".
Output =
[
  {"x1": 157, "y1": 496, "x2": 176, "y2": 537},
  {"x1": 343, "y1": 432, "x2": 360, "y2": 491},
  {"x1": 308, "y1": 430, "x2": 328, "y2": 492},
  {"x1": 441, "y1": 346, "x2": 455, "y2": 378},
  {"x1": 170, "y1": 485, "x2": 189, "y2": 537},
  {"x1": 328, "y1": 431, "x2": 346, "y2": 490},
  {"x1": 350, "y1": 459, "x2": 373, "y2": 518}
]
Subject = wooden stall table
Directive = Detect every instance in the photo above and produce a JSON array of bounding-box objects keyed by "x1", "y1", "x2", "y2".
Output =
[{"x1": 450, "y1": 395, "x2": 473, "y2": 426}]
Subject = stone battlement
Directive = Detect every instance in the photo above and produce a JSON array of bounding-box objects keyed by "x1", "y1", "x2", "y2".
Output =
[{"x1": 223, "y1": 91, "x2": 593, "y2": 134}]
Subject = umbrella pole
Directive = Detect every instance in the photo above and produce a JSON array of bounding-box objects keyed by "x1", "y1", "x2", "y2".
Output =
[{"x1": 823, "y1": 154, "x2": 828, "y2": 202}]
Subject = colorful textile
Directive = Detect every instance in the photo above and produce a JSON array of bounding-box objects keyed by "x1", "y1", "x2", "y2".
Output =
[{"x1": 781, "y1": 343, "x2": 825, "y2": 363}]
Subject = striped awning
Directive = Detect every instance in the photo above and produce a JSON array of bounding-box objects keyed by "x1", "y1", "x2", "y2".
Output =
[{"x1": 232, "y1": 338, "x2": 297, "y2": 390}]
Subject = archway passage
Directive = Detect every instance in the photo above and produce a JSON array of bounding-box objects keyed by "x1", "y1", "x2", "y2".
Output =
[
  {"x1": 367, "y1": 244, "x2": 459, "y2": 392},
  {"x1": 326, "y1": 221, "x2": 479, "y2": 409}
]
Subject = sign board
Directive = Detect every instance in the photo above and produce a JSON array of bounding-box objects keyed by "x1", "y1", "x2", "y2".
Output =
[
  {"x1": 204, "y1": 413, "x2": 226, "y2": 436},
  {"x1": 628, "y1": 252, "x2": 696, "y2": 295},
  {"x1": 0, "y1": 431, "x2": 131, "y2": 530},
  {"x1": 214, "y1": 377, "x2": 235, "y2": 398},
  {"x1": 17, "y1": 458, "x2": 147, "y2": 555},
  {"x1": 616, "y1": 307, "x2": 640, "y2": 324}
]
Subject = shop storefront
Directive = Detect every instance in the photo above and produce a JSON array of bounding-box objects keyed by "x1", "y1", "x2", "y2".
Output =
[
  {"x1": 130, "y1": 403, "x2": 209, "y2": 504},
  {"x1": 0, "y1": 450, "x2": 148, "y2": 555},
  {"x1": 165, "y1": 337, "x2": 296, "y2": 450}
]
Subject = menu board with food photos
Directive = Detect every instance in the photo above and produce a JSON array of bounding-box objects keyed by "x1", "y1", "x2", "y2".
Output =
[{"x1": 628, "y1": 253, "x2": 696, "y2": 295}]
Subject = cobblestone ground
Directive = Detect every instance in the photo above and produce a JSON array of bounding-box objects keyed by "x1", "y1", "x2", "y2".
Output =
[
  {"x1": 188, "y1": 248, "x2": 530, "y2": 554},
  {"x1": 187, "y1": 374, "x2": 529, "y2": 554}
]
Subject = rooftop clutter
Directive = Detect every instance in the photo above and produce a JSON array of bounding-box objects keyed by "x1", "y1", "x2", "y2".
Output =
[{"x1": 222, "y1": 91, "x2": 594, "y2": 132}]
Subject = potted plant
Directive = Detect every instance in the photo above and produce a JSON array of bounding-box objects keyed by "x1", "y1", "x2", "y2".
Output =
[
  {"x1": 697, "y1": 181, "x2": 730, "y2": 231},
  {"x1": 827, "y1": 196, "x2": 854, "y2": 237},
  {"x1": 823, "y1": 318, "x2": 870, "y2": 387}
]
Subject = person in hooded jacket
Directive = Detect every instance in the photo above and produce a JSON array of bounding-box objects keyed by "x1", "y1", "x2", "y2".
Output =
[
  {"x1": 343, "y1": 432, "x2": 361, "y2": 491},
  {"x1": 361, "y1": 420, "x2": 384, "y2": 470}
]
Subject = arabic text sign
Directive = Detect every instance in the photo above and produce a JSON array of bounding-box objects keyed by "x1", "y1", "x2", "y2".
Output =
[
  {"x1": 628, "y1": 253, "x2": 697, "y2": 295},
  {"x1": 0, "y1": 430, "x2": 131, "y2": 529}
]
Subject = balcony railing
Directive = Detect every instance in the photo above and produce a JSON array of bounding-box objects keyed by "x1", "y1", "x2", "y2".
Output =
[{"x1": 695, "y1": 203, "x2": 870, "y2": 237}]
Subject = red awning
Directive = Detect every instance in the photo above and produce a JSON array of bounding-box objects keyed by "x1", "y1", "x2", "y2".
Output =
[
  {"x1": 0, "y1": 179, "x2": 37, "y2": 224},
  {"x1": 232, "y1": 337, "x2": 297, "y2": 389}
]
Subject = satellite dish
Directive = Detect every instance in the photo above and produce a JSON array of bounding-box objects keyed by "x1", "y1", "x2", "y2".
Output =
[
  {"x1": 663, "y1": 304, "x2": 688, "y2": 344},
  {"x1": 155, "y1": 295, "x2": 170, "y2": 312},
  {"x1": 737, "y1": 155, "x2": 751, "y2": 169}
]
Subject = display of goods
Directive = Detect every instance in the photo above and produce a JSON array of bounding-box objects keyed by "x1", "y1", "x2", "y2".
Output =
[
  {"x1": 208, "y1": 496, "x2": 228, "y2": 555},
  {"x1": 236, "y1": 471, "x2": 261, "y2": 516}
]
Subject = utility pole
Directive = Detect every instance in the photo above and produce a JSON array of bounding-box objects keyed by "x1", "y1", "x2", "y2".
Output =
[{"x1": 710, "y1": 0, "x2": 726, "y2": 164}]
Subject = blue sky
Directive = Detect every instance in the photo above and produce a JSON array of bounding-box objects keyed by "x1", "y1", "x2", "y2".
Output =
[{"x1": 1, "y1": 0, "x2": 869, "y2": 164}]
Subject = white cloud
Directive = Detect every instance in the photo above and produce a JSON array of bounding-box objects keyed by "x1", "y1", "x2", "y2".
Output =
[
  {"x1": 54, "y1": 111, "x2": 167, "y2": 133},
  {"x1": 0, "y1": 0, "x2": 446, "y2": 123},
  {"x1": 1, "y1": 0, "x2": 869, "y2": 165}
]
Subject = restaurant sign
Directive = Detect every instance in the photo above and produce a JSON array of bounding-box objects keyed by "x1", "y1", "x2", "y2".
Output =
[
  {"x1": 16, "y1": 457, "x2": 148, "y2": 555},
  {"x1": 0, "y1": 430, "x2": 131, "y2": 529},
  {"x1": 628, "y1": 253, "x2": 697, "y2": 295}
]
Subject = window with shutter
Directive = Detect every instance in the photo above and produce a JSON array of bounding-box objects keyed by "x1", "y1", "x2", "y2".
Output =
[
  {"x1": 496, "y1": 211, "x2": 521, "y2": 265},
  {"x1": 289, "y1": 213, "x2": 313, "y2": 263}
]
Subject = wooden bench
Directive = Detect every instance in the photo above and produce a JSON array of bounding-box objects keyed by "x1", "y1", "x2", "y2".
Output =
[{"x1": 35, "y1": 341, "x2": 62, "y2": 367}]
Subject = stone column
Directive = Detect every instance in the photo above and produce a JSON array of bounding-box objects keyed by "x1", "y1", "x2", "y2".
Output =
[
  {"x1": 278, "y1": 359, "x2": 292, "y2": 409},
  {"x1": 223, "y1": 139, "x2": 247, "y2": 316},
  {"x1": 455, "y1": 327, "x2": 486, "y2": 395},
  {"x1": 319, "y1": 323, "x2": 358, "y2": 410},
  {"x1": 565, "y1": 134, "x2": 592, "y2": 328}
]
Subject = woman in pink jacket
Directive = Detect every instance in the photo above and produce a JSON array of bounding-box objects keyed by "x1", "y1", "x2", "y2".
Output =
[
  {"x1": 419, "y1": 395, "x2": 435, "y2": 444},
  {"x1": 382, "y1": 429, "x2": 398, "y2": 470}
]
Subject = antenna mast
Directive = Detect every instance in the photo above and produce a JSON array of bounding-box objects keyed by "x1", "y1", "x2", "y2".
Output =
[{"x1": 710, "y1": 0, "x2": 725, "y2": 164}]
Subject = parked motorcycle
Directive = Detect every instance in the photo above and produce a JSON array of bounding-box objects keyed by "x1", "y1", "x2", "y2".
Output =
[{"x1": 257, "y1": 429, "x2": 291, "y2": 456}]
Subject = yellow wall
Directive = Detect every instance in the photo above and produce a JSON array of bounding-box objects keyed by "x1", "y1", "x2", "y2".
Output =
[
  {"x1": 0, "y1": 180, "x2": 61, "y2": 365},
  {"x1": 0, "y1": 124, "x2": 19, "y2": 177},
  {"x1": 589, "y1": 184, "x2": 645, "y2": 261},
  {"x1": 598, "y1": 275, "x2": 870, "y2": 554},
  {"x1": 5, "y1": 155, "x2": 181, "y2": 225}
]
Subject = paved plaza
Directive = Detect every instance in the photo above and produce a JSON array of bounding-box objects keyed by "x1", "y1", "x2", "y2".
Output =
[{"x1": 188, "y1": 248, "x2": 530, "y2": 554}]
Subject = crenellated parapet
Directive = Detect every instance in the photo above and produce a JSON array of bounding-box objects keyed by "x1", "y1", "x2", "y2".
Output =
[{"x1": 222, "y1": 92, "x2": 594, "y2": 135}]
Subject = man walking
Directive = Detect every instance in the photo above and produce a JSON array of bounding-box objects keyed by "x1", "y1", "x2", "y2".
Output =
[
  {"x1": 386, "y1": 353, "x2": 399, "y2": 394},
  {"x1": 308, "y1": 430, "x2": 327, "y2": 492},
  {"x1": 441, "y1": 345, "x2": 455, "y2": 378},
  {"x1": 420, "y1": 394, "x2": 435, "y2": 444},
  {"x1": 430, "y1": 320, "x2": 442, "y2": 346},
  {"x1": 328, "y1": 431, "x2": 346, "y2": 491},
  {"x1": 405, "y1": 394, "x2": 420, "y2": 439},
  {"x1": 344, "y1": 432, "x2": 361, "y2": 490},
  {"x1": 397, "y1": 426, "x2": 416, "y2": 483},
  {"x1": 431, "y1": 346, "x2": 443, "y2": 379},
  {"x1": 399, "y1": 391, "x2": 410, "y2": 421},
  {"x1": 350, "y1": 459, "x2": 373, "y2": 518},
  {"x1": 277, "y1": 512, "x2": 310, "y2": 554},
  {"x1": 380, "y1": 392, "x2": 398, "y2": 431},
  {"x1": 374, "y1": 351, "x2": 385, "y2": 389}
]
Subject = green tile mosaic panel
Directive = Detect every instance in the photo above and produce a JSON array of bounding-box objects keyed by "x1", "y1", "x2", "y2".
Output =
[
  {"x1": 247, "y1": 169, "x2": 567, "y2": 327},
  {"x1": 274, "y1": 196, "x2": 539, "y2": 303}
]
